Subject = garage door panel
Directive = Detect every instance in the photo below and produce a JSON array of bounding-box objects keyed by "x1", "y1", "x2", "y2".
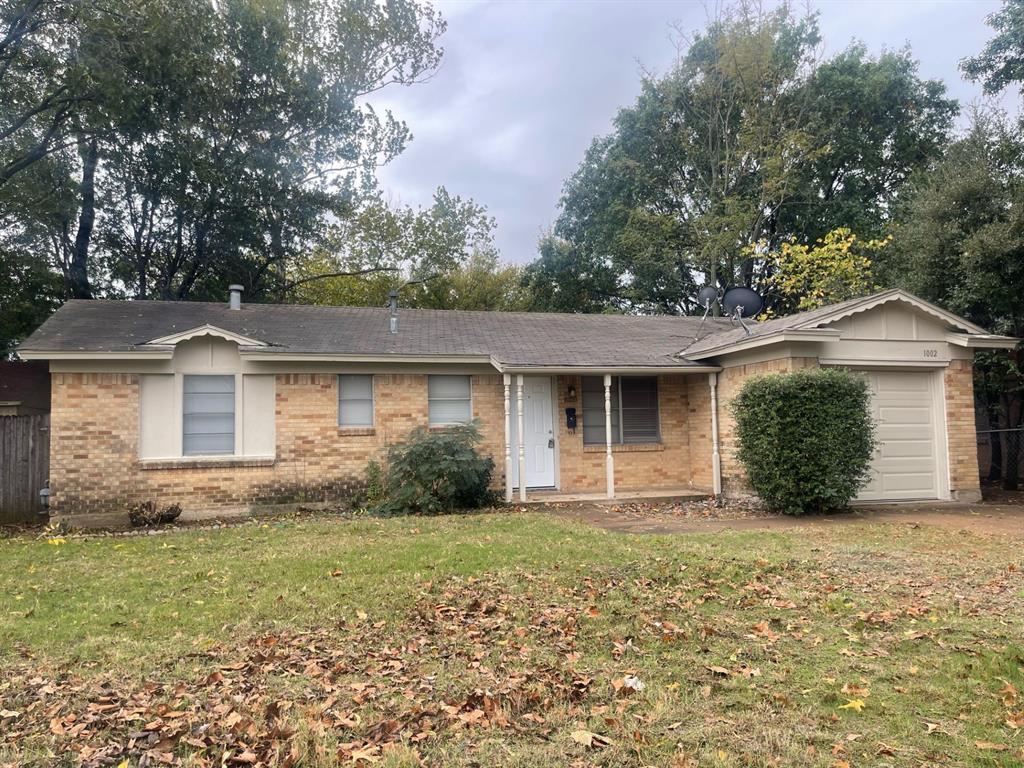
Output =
[
  {"x1": 879, "y1": 439, "x2": 934, "y2": 459},
  {"x1": 878, "y1": 405, "x2": 932, "y2": 424},
  {"x1": 881, "y1": 472, "x2": 937, "y2": 494}
]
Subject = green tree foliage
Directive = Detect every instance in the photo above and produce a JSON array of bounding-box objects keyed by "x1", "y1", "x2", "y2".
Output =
[
  {"x1": 759, "y1": 228, "x2": 887, "y2": 316},
  {"x1": 289, "y1": 189, "x2": 529, "y2": 311},
  {"x1": 1, "y1": 0, "x2": 447, "y2": 312},
  {"x1": 731, "y1": 368, "x2": 875, "y2": 515},
  {"x1": 962, "y1": 0, "x2": 1024, "y2": 96},
  {"x1": 883, "y1": 110, "x2": 1024, "y2": 488},
  {"x1": 371, "y1": 423, "x2": 496, "y2": 516},
  {"x1": 527, "y1": 2, "x2": 955, "y2": 314}
]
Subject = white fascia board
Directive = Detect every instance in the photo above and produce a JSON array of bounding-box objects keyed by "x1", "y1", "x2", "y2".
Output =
[
  {"x1": 239, "y1": 351, "x2": 497, "y2": 366},
  {"x1": 944, "y1": 332, "x2": 1019, "y2": 349},
  {"x1": 683, "y1": 329, "x2": 842, "y2": 360},
  {"x1": 498, "y1": 364, "x2": 722, "y2": 375},
  {"x1": 17, "y1": 349, "x2": 174, "y2": 360},
  {"x1": 145, "y1": 324, "x2": 268, "y2": 347}
]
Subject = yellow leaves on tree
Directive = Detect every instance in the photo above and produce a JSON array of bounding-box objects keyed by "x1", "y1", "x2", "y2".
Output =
[{"x1": 758, "y1": 228, "x2": 890, "y2": 315}]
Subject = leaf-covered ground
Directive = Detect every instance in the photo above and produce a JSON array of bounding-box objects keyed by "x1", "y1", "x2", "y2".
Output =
[{"x1": 0, "y1": 512, "x2": 1022, "y2": 767}]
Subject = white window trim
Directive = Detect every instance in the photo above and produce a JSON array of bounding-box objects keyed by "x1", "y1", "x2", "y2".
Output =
[
  {"x1": 427, "y1": 374, "x2": 474, "y2": 426},
  {"x1": 338, "y1": 374, "x2": 375, "y2": 428}
]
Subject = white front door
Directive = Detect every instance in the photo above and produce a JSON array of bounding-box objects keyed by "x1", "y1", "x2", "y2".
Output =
[
  {"x1": 510, "y1": 376, "x2": 556, "y2": 489},
  {"x1": 857, "y1": 370, "x2": 941, "y2": 501}
]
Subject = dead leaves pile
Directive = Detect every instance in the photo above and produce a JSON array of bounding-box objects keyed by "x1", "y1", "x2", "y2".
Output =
[{"x1": 1, "y1": 549, "x2": 1021, "y2": 767}]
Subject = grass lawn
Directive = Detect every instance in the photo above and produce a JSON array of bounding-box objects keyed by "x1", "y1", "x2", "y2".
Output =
[{"x1": 1, "y1": 511, "x2": 1022, "y2": 767}]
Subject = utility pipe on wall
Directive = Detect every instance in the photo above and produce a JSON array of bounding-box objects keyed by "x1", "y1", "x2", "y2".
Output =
[
  {"x1": 516, "y1": 374, "x2": 527, "y2": 502},
  {"x1": 709, "y1": 372, "x2": 722, "y2": 497}
]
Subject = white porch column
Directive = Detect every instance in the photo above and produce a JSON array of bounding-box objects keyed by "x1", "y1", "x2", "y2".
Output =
[
  {"x1": 604, "y1": 374, "x2": 615, "y2": 499},
  {"x1": 516, "y1": 374, "x2": 527, "y2": 502},
  {"x1": 709, "y1": 372, "x2": 722, "y2": 497},
  {"x1": 503, "y1": 373, "x2": 513, "y2": 502}
]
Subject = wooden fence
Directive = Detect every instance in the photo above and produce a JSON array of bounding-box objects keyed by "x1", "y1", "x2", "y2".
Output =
[{"x1": 0, "y1": 414, "x2": 50, "y2": 524}]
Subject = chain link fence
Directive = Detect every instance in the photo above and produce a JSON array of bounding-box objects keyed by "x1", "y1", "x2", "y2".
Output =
[{"x1": 976, "y1": 427, "x2": 1024, "y2": 484}]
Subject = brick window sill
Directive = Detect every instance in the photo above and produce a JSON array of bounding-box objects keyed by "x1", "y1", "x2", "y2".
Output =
[
  {"x1": 583, "y1": 443, "x2": 663, "y2": 453},
  {"x1": 139, "y1": 455, "x2": 276, "y2": 471},
  {"x1": 338, "y1": 427, "x2": 376, "y2": 436}
]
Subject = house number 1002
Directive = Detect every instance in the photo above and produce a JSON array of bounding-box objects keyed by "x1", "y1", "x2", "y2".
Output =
[{"x1": 923, "y1": 349, "x2": 938, "y2": 358}]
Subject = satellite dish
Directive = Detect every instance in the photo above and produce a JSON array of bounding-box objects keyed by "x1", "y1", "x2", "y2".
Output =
[
  {"x1": 697, "y1": 285, "x2": 719, "y2": 309},
  {"x1": 721, "y1": 286, "x2": 764, "y2": 318}
]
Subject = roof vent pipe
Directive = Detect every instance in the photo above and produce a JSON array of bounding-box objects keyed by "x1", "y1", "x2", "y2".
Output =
[
  {"x1": 388, "y1": 289, "x2": 398, "y2": 334},
  {"x1": 228, "y1": 284, "x2": 243, "y2": 310}
]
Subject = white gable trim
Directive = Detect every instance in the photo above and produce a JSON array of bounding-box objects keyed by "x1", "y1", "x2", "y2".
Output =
[
  {"x1": 804, "y1": 290, "x2": 989, "y2": 336},
  {"x1": 144, "y1": 324, "x2": 268, "y2": 347},
  {"x1": 944, "y1": 332, "x2": 1019, "y2": 349}
]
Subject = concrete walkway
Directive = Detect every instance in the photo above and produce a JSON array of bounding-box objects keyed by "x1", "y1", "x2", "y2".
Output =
[{"x1": 544, "y1": 499, "x2": 1024, "y2": 539}]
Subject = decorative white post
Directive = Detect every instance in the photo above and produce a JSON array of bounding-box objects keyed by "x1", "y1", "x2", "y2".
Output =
[
  {"x1": 709, "y1": 372, "x2": 722, "y2": 497},
  {"x1": 503, "y1": 373, "x2": 512, "y2": 502},
  {"x1": 604, "y1": 374, "x2": 614, "y2": 499},
  {"x1": 516, "y1": 374, "x2": 527, "y2": 502}
]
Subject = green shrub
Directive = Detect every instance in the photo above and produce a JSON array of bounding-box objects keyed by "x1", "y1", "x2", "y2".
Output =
[
  {"x1": 730, "y1": 367, "x2": 875, "y2": 515},
  {"x1": 371, "y1": 422, "x2": 497, "y2": 516},
  {"x1": 362, "y1": 459, "x2": 385, "y2": 507}
]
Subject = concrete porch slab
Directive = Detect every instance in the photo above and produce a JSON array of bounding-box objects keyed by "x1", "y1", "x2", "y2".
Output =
[{"x1": 518, "y1": 487, "x2": 711, "y2": 505}]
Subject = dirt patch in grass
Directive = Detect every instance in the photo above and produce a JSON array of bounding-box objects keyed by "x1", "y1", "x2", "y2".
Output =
[{"x1": 1, "y1": 515, "x2": 1022, "y2": 767}]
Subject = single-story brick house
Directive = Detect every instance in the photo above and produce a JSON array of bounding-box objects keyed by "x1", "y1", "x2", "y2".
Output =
[{"x1": 17, "y1": 287, "x2": 1017, "y2": 526}]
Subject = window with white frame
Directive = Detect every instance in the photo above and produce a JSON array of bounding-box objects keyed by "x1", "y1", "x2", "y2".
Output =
[
  {"x1": 428, "y1": 375, "x2": 472, "y2": 425},
  {"x1": 581, "y1": 376, "x2": 659, "y2": 444},
  {"x1": 182, "y1": 375, "x2": 235, "y2": 455},
  {"x1": 338, "y1": 374, "x2": 374, "y2": 427}
]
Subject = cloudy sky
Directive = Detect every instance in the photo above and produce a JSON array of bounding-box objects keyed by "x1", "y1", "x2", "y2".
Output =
[{"x1": 374, "y1": 0, "x2": 1017, "y2": 264}]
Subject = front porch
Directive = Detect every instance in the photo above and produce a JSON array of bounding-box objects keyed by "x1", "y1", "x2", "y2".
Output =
[{"x1": 497, "y1": 369, "x2": 723, "y2": 502}]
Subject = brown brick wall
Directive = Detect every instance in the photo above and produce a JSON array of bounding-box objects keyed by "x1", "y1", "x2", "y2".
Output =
[
  {"x1": 554, "y1": 374, "x2": 709, "y2": 493},
  {"x1": 944, "y1": 359, "x2": 982, "y2": 501},
  {"x1": 716, "y1": 357, "x2": 819, "y2": 495},
  {"x1": 50, "y1": 372, "x2": 507, "y2": 518}
]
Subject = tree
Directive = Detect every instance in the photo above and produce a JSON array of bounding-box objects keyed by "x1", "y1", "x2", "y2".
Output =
[
  {"x1": 759, "y1": 228, "x2": 887, "y2": 315},
  {"x1": 287, "y1": 189, "x2": 528, "y2": 311},
  {"x1": 883, "y1": 110, "x2": 1024, "y2": 489},
  {"x1": 525, "y1": 1, "x2": 954, "y2": 314},
  {"x1": 962, "y1": 0, "x2": 1024, "y2": 96},
  {"x1": 1, "y1": 0, "x2": 446, "y2": 306}
]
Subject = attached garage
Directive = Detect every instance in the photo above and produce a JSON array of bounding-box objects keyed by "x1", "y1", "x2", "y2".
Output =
[{"x1": 684, "y1": 289, "x2": 1020, "y2": 504}]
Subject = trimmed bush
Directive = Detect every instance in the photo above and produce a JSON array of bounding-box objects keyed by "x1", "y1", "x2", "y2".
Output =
[
  {"x1": 371, "y1": 422, "x2": 497, "y2": 516},
  {"x1": 730, "y1": 368, "x2": 875, "y2": 515}
]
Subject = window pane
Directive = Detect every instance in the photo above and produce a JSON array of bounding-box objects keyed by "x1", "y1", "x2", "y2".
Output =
[
  {"x1": 339, "y1": 374, "x2": 373, "y2": 400},
  {"x1": 429, "y1": 399, "x2": 471, "y2": 425},
  {"x1": 582, "y1": 376, "x2": 620, "y2": 444},
  {"x1": 183, "y1": 375, "x2": 234, "y2": 455},
  {"x1": 621, "y1": 377, "x2": 659, "y2": 443},
  {"x1": 339, "y1": 374, "x2": 373, "y2": 426},
  {"x1": 428, "y1": 375, "x2": 471, "y2": 425},
  {"x1": 341, "y1": 400, "x2": 373, "y2": 427},
  {"x1": 428, "y1": 375, "x2": 471, "y2": 399}
]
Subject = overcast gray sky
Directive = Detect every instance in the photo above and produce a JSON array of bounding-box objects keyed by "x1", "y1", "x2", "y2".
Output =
[{"x1": 374, "y1": 0, "x2": 1017, "y2": 264}]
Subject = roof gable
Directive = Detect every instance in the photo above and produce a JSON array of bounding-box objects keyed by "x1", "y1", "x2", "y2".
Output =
[
  {"x1": 682, "y1": 289, "x2": 1001, "y2": 359},
  {"x1": 143, "y1": 324, "x2": 268, "y2": 347}
]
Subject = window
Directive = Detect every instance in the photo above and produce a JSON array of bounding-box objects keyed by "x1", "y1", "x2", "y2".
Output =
[
  {"x1": 338, "y1": 374, "x2": 374, "y2": 427},
  {"x1": 183, "y1": 375, "x2": 235, "y2": 455},
  {"x1": 581, "y1": 376, "x2": 659, "y2": 444},
  {"x1": 428, "y1": 375, "x2": 472, "y2": 425}
]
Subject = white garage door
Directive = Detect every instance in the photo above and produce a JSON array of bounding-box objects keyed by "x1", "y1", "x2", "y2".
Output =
[{"x1": 857, "y1": 370, "x2": 940, "y2": 501}]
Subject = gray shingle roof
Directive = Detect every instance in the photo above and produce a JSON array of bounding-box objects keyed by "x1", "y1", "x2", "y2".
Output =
[{"x1": 20, "y1": 300, "x2": 737, "y2": 369}]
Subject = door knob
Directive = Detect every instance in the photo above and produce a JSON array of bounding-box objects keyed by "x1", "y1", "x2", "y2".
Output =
[{"x1": 548, "y1": 438, "x2": 554, "y2": 449}]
